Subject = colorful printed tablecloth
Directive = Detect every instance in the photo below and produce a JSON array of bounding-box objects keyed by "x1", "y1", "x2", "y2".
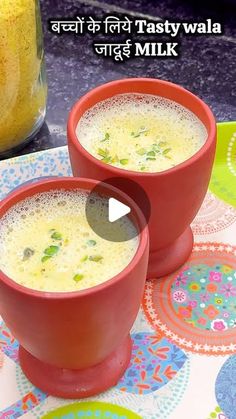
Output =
[{"x1": 0, "y1": 122, "x2": 235, "y2": 419}]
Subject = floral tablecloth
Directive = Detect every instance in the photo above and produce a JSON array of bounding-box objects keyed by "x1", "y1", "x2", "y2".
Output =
[{"x1": 0, "y1": 122, "x2": 235, "y2": 419}]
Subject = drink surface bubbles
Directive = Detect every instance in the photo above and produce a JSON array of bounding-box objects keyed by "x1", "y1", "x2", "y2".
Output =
[
  {"x1": 77, "y1": 93, "x2": 207, "y2": 172},
  {"x1": 0, "y1": 190, "x2": 138, "y2": 292}
]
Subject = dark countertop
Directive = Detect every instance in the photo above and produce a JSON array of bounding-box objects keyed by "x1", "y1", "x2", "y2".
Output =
[{"x1": 5, "y1": 0, "x2": 236, "y2": 158}]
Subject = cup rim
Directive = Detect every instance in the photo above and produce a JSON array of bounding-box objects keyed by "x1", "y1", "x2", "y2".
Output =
[
  {"x1": 67, "y1": 77, "x2": 216, "y2": 177},
  {"x1": 0, "y1": 177, "x2": 149, "y2": 300}
]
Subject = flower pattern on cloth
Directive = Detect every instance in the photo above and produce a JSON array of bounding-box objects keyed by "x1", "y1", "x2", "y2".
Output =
[
  {"x1": 0, "y1": 323, "x2": 19, "y2": 363},
  {"x1": 117, "y1": 333, "x2": 187, "y2": 395},
  {"x1": 215, "y1": 355, "x2": 236, "y2": 419},
  {"x1": 191, "y1": 191, "x2": 236, "y2": 235},
  {"x1": 0, "y1": 146, "x2": 72, "y2": 201},
  {"x1": 143, "y1": 243, "x2": 236, "y2": 355},
  {"x1": 172, "y1": 263, "x2": 236, "y2": 332},
  {"x1": 207, "y1": 406, "x2": 228, "y2": 419}
]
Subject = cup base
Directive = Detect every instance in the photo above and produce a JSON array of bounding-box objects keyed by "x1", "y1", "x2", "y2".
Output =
[
  {"x1": 147, "y1": 226, "x2": 193, "y2": 278},
  {"x1": 19, "y1": 335, "x2": 132, "y2": 399}
]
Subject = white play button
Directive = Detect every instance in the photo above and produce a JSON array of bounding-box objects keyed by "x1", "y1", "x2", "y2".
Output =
[{"x1": 108, "y1": 198, "x2": 131, "y2": 223}]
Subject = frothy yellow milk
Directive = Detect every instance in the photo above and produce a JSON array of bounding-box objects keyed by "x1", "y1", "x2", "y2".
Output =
[
  {"x1": 77, "y1": 93, "x2": 207, "y2": 172},
  {"x1": 0, "y1": 190, "x2": 138, "y2": 292}
]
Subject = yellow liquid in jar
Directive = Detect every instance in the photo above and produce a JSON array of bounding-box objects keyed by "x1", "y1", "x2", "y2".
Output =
[
  {"x1": 0, "y1": 191, "x2": 139, "y2": 292},
  {"x1": 0, "y1": 0, "x2": 47, "y2": 153},
  {"x1": 77, "y1": 93, "x2": 207, "y2": 173}
]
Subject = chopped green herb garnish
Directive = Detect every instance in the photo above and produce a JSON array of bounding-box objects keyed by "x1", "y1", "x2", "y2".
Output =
[
  {"x1": 41, "y1": 255, "x2": 51, "y2": 263},
  {"x1": 146, "y1": 157, "x2": 156, "y2": 161},
  {"x1": 73, "y1": 273, "x2": 84, "y2": 282},
  {"x1": 98, "y1": 148, "x2": 113, "y2": 164},
  {"x1": 87, "y1": 240, "x2": 97, "y2": 247},
  {"x1": 101, "y1": 132, "x2": 110, "y2": 142},
  {"x1": 140, "y1": 166, "x2": 146, "y2": 171},
  {"x1": 51, "y1": 231, "x2": 62, "y2": 241},
  {"x1": 163, "y1": 148, "x2": 172, "y2": 155},
  {"x1": 152, "y1": 142, "x2": 171, "y2": 158},
  {"x1": 44, "y1": 245, "x2": 59, "y2": 256},
  {"x1": 120, "y1": 159, "x2": 129, "y2": 165},
  {"x1": 98, "y1": 148, "x2": 109, "y2": 158},
  {"x1": 158, "y1": 141, "x2": 167, "y2": 147},
  {"x1": 131, "y1": 127, "x2": 149, "y2": 138},
  {"x1": 22, "y1": 247, "x2": 35, "y2": 261},
  {"x1": 81, "y1": 255, "x2": 88, "y2": 262},
  {"x1": 89, "y1": 255, "x2": 103, "y2": 262},
  {"x1": 147, "y1": 151, "x2": 155, "y2": 157},
  {"x1": 136, "y1": 148, "x2": 146, "y2": 156}
]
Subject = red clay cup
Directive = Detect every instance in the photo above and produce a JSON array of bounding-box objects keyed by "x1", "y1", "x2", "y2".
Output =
[
  {"x1": 67, "y1": 78, "x2": 216, "y2": 278},
  {"x1": 0, "y1": 177, "x2": 149, "y2": 399}
]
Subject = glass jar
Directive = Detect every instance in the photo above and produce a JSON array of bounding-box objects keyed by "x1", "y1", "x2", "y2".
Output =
[{"x1": 0, "y1": 0, "x2": 47, "y2": 157}]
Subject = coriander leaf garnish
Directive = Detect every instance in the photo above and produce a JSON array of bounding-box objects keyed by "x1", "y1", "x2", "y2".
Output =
[
  {"x1": 162, "y1": 148, "x2": 172, "y2": 155},
  {"x1": 87, "y1": 240, "x2": 97, "y2": 247},
  {"x1": 146, "y1": 157, "x2": 156, "y2": 161},
  {"x1": 152, "y1": 142, "x2": 171, "y2": 158},
  {"x1": 89, "y1": 255, "x2": 103, "y2": 262},
  {"x1": 98, "y1": 148, "x2": 109, "y2": 158},
  {"x1": 140, "y1": 166, "x2": 146, "y2": 171},
  {"x1": 44, "y1": 245, "x2": 59, "y2": 256},
  {"x1": 101, "y1": 132, "x2": 110, "y2": 142},
  {"x1": 41, "y1": 255, "x2": 51, "y2": 263},
  {"x1": 158, "y1": 141, "x2": 167, "y2": 147},
  {"x1": 73, "y1": 273, "x2": 84, "y2": 282},
  {"x1": 81, "y1": 255, "x2": 88, "y2": 262},
  {"x1": 131, "y1": 127, "x2": 149, "y2": 138},
  {"x1": 22, "y1": 247, "x2": 35, "y2": 261},
  {"x1": 136, "y1": 148, "x2": 146, "y2": 156},
  {"x1": 51, "y1": 231, "x2": 62, "y2": 241},
  {"x1": 120, "y1": 159, "x2": 129, "y2": 165},
  {"x1": 98, "y1": 148, "x2": 113, "y2": 164},
  {"x1": 147, "y1": 151, "x2": 155, "y2": 157}
]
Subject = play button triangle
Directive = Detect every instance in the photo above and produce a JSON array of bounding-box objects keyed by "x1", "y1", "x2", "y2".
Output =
[{"x1": 108, "y1": 198, "x2": 131, "y2": 223}]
